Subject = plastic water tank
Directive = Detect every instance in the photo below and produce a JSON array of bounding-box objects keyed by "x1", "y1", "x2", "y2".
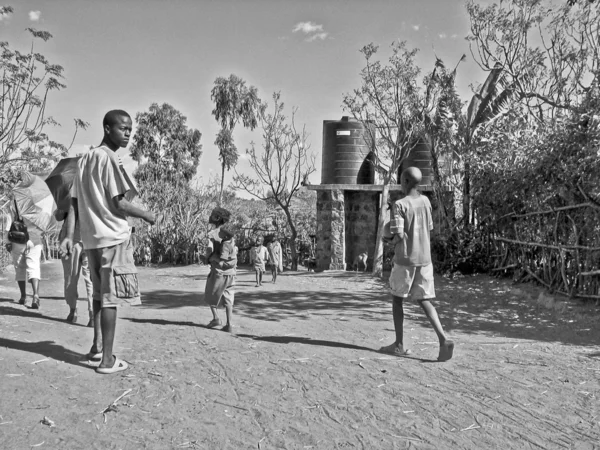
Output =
[
  {"x1": 399, "y1": 139, "x2": 434, "y2": 188},
  {"x1": 321, "y1": 117, "x2": 374, "y2": 185}
]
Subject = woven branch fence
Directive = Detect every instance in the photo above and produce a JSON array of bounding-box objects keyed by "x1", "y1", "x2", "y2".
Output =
[{"x1": 488, "y1": 202, "x2": 600, "y2": 300}]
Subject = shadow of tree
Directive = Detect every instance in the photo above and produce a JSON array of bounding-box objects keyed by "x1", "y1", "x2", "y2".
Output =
[
  {"x1": 108, "y1": 269, "x2": 600, "y2": 349},
  {"x1": 0, "y1": 337, "x2": 91, "y2": 369}
]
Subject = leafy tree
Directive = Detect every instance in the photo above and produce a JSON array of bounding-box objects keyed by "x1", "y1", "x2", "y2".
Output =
[
  {"x1": 420, "y1": 56, "x2": 466, "y2": 227},
  {"x1": 211, "y1": 74, "x2": 261, "y2": 204},
  {"x1": 342, "y1": 41, "x2": 431, "y2": 276},
  {"x1": 0, "y1": 7, "x2": 88, "y2": 192},
  {"x1": 129, "y1": 103, "x2": 202, "y2": 187},
  {"x1": 233, "y1": 92, "x2": 316, "y2": 270},
  {"x1": 466, "y1": 0, "x2": 599, "y2": 119}
]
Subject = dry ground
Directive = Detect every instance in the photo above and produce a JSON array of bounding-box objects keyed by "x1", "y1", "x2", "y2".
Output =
[{"x1": 1, "y1": 260, "x2": 599, "y2": 450}]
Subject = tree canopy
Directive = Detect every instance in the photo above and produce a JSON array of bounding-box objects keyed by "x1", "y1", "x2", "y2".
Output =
[
  {"x1": 211, "y1": 74, "x2": 262, "y2": 203},
  {"x1": 129, "y1": 103, "x2": 202, "y2": 186},
  {"x1": 0, "y1": 7, "x2": 88, "y2": 192}
]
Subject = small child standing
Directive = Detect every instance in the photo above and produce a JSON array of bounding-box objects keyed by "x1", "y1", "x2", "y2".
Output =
[
  {"x1": 250, "y1": 236, "x2": 269, "y2": 287},
  {"x1": 381, "y1": 167, "x2": 454, "y2": 362},
  {"x1": 205, "y1": 207, "x2": 237, "y2": 333}
]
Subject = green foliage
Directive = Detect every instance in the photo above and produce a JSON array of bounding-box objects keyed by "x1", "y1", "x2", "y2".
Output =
[
  {"x1": 211, "y1": 74, "x2": 262, "y2": 203},
  {"x1": 0, "y1": 16, "x2": 87, "y2": 194},
  {"x1": 129, "y1": 103, "x2": 202, "y2": 185},
  {"x1": 342, "y1": 41, "x2": 426, "y2": 182},
  {"x1": 233, "y1": 91, "x2": 316, "y2": 270}
]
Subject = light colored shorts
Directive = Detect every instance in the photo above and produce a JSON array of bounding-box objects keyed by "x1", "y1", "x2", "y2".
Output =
[
  {"x1": 204, "y1": 268, "x2": 235, "y2": 308},
  {"x1": 12, "y1": 241, "x2": 42, "y2": 281},
  {"x1": 86, "y1": 239, "x2": 140, "y2": 308},
  {"x1": 389, "y1": 263, "x2": 435, "y2": 300}
]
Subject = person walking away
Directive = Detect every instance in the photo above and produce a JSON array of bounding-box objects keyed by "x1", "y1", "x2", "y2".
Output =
[
  {"x1": 250, "y1": 236, "x2": 269, "y2": 287},
  {"x1": 55, "y1": 209, "x2": 94, "y2": 326},
  {"x1": 380, "y1": 167, "x2": 454, "y2": 362},
  {"x1": 5, "y1": 206, "x2": 42, "y2": 308},
  {"x1": 268, "y1": 238, "x2": 283, "y2": 283},
  {"x1": 204, "y1": 207, "x2": 237, "y2": 333},
  {"x1": 60, "y1": 109, "x2": 155, "y2": 374}
]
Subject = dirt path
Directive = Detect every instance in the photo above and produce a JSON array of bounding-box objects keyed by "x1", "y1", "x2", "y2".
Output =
[{"x1": 1, "y1": 260, "x2": 599, "y2": 449}]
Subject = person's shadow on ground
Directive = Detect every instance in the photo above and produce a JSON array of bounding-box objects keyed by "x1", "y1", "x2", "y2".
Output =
[
  {"x1": 237, "y1": 333, "x2": 435, "y2": 362},
  {"x1": 0, "y1": 303, "x2": 87, "y2": 327},
  {"x1": 0, "y1": 337, "x2": 93, "y2": 370}
]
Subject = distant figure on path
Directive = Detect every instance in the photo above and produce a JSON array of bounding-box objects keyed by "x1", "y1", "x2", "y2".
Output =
[
  {"x1": 267, "y1": 238, "x2": 283, "y2": 283},
  {"x1": 250, "y1": 236, "x2": 269, "y2": 287},
  {"x1": 60, "y1": 109, "x2": 155, "y2": 374},
  {"x1": 380, "y1": 167, "x2": 454, "y2": 362},
  {"x1": 55, "y1": 208, "x2": 94, "y2": 326},
  {"x1": 204, "y1": 207, "x2": 237, "y2": 333},
  {"x1": 4, "y1": 213, "x2": 42, "y2": 309}
]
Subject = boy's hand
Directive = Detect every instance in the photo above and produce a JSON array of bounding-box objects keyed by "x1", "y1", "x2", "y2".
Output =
[
  {"x1": 5, "y1": 242, "x2": 12, "y2": 253},
  {"x1": 59, "y1": 238, "x2": 73, "y2": 258},
  {"x1": 144, "y1": 211, "x2": 156, "y2": 225}
]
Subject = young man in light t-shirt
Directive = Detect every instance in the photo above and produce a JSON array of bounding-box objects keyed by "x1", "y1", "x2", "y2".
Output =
[
  {"x1": 380, "y1": 167, "x2": 454, "y2": 362},
  {"x1": 60, "y1": 110, "x2": 155, "y2": 374}
]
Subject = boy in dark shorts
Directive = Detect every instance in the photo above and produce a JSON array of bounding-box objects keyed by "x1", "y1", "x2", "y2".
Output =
[
  {"x1": 205, "y1": 207, "x2": 237, "y2": 333},
  {"x1": 380, "y1": 167, "x2": 454, "y2": 362}
]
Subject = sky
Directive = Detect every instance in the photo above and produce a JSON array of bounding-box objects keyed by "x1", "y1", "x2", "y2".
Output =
[{"x1": 1, "y1": 0, "x2": 487, "y2": 191}]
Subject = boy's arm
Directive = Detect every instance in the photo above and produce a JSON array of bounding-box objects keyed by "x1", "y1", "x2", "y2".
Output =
[
  {"x1": 112, "y1": 195, "x2": 155, "y2": 224},
  {"x1": 59, "y1": 198, "x2": 78, "y2": 257},
  {"x1": 385, "y1": 202, "x2": 406, "y2": 245}
]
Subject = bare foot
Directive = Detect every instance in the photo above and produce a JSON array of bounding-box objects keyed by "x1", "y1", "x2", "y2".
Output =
[
  {"x1": 379, "y1": 342, "x2": 411, "y2": 356},
  {"x1": 437, "y1": 340, "x2": 455, "y2": 362}
]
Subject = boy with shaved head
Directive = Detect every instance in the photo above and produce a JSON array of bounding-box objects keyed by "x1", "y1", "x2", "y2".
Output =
[
  {"x1": 60, "y1": 110, "x2": 155, "y2": 374},
  {"x1": 381, "y1": 167, "x2": 454, "y2": 362}
]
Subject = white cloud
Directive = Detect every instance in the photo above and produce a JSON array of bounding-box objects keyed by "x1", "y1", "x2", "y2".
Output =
[
  {"x1": 0, "y1": 10, "x2": 11, "y2": 21},
  {"x1": 28, "y1": 10, "x2": 41, "y2": 21},
  {"x1": 412, "y1": 24, "x2": 420, "y2": 31},
  {"x1": 293, "y1": 21, "x2": 329, "y2": 42},
  {"x1": 451, "y1": 34, "x2": 458, "y2": 39},
  {"x1": 293, "y1": 21, "x2": 323, "y2": 34},
  {"x1": 439, "y1": 33, "x2": 447, "y2": 39},
  {"x1": 306, "y1": 32, "x2": 328, "y2": 42}
]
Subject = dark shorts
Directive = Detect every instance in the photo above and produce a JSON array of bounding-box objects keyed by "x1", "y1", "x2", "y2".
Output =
[
  {"x1": 87, "y1": 239, "x2": 140, "y2": 308},
  {"x1": 204, "y1": 268, "x2": 235, "y2": 308}
]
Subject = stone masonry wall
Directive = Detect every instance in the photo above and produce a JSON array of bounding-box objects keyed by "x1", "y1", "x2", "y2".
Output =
[
  {"x1": 344, "y1": 191, "x2": 379, "y2": 271},
  {"x1": 315, "y1": 189, "x2": 346, "y2": 270}
]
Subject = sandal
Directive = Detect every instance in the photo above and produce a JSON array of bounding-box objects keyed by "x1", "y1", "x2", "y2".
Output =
[
  {"x1": 31, "y1": 296, "x2": 40, "y2": 309},
  {"x1": 221, "y1": 324, "x2": 235, "y2": 334},
  {"x1": 85, "y1": 348, "x2": 103, "y2": 361},
  {"x1": 379, "y1": 343, "x2": 412, "y2": 356},
  {"x1": 207, "y1": 318, "x2": 222, "y2": 329},
  {"x1": 95, "y1": 356, "x2": 128, "y2": 374},
  {"x1": 66, "y1": 309, "x2": 77, "y2": 323}
]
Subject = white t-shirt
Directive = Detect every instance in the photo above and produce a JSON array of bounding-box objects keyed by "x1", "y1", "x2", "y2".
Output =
[{"x1": 71, "y1": 146, "x2": 130, "y2": 249}]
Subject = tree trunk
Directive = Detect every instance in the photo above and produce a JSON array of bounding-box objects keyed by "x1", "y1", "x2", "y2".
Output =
[
  {"x1": 282, "y1": 204, "x2": 299, "y2": 270},
  {"x1": 219, "y1": 162, "x2": 225, "y2": 205},
  {"x1": 462, "y1": 161, "x2": 470, "y2": 226},
  {"x1": 372, "y1": 183, "x2": 390, "y2": 278}
]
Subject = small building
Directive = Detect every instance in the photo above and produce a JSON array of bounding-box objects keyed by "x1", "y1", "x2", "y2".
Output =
[{"x1": 307, "y1": 116, "x2": 442, "y2": 272}]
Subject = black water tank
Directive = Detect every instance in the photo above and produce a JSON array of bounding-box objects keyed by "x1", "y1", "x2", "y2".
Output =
[
  {"x1": 321, "y1": 117, "x2": 374, "y2": 185},
  {"x1": 399, "y1": 139, "x2": 434, "y2": 188}
]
